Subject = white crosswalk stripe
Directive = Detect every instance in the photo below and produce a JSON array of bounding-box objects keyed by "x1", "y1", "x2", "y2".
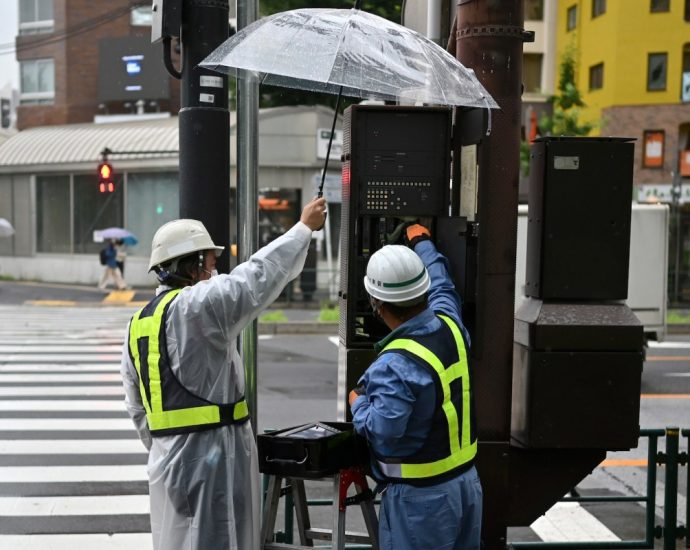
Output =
[
  {"x1": 0, "y1": 304, "x2": 651, "y2": 547},
  {"x1": 0, "y1": 305, "x2": 150, "y2": 546}
]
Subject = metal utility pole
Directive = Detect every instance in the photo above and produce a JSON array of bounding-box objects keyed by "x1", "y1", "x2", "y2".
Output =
[
  {"x1": 236, "y1": 0, "x2": 260, "y2": 432},
  {"x1": 455, "y1": 1, "x2": 526, "y2": 547},
  {"x1": 176, "y1": 0, "x2": 231, "y2": 274}
]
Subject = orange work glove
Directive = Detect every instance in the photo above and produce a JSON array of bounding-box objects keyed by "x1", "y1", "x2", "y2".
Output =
[
  {"x1": 405, "y1": 224, "x2": 431, "y2": 248},
  {"x1": 348, "y1": 385, "x2": 365, "y2": 407}
]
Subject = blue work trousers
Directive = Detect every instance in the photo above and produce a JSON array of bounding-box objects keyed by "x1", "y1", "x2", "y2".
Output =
[{"x1": 378, "y1": 466, "x2": 483, "y2": 550}]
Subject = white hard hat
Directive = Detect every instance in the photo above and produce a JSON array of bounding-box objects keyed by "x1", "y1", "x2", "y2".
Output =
[
  {"x1": 363, "y1": 245, "x2": 430, "y2": 303},
  {"x1": 148, "y1": 219, "x2": 224, "y2": 271}
]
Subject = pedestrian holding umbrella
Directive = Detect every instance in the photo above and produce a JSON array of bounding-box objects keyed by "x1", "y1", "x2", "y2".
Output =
[{"x1": 95, "y1": 227, "x2": 139, "y2": 246}]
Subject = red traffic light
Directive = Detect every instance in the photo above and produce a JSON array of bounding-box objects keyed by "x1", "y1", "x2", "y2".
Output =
[{"x1": 97, "y1": 162, "x2": 115, "y2": 193}]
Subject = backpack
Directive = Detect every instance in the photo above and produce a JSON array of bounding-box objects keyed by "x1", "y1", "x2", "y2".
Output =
[{"x1": 99, "y1": 247, "x2": 108, "y2": 266}]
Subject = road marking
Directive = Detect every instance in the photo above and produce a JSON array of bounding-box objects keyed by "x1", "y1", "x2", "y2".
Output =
[
  {"x1": 0, "y1": 534, "x2": 153, "y2": 549},
  {"x1": 103, "y1": 291, "x2": 136, "y2": 303},
  {"x1": 646, "y1": 355, "x2": 690, "y2": 361},
  {"x1": 641, "y1": 393, "x2": 690, "y2": 398},
  {"x1": 0, "y1": 400, "x2": 126, "y2": 411},
  {"x1": 258, "y1": 335, "x2": 273, "y2": 340},
  {"x1": 0, "y1": 465, "x2": 147, "y2": 482},
  {"x1": 0, "y1": 373, "x2": 122, "y2": 383},
  {"x1": 0, "y1": 345, "x2": 122, "y2": 353},
  {"x1": 0, "y1": 419, "x2": 135, "y2": 431},
  {"x1": 328, "y1": 336, "x2": 339, "y2": 347},
  {"x1": 0, "y1": 440, "x2": 145, "y2": 454},
  {"x1": 664, "y1": 373, "x2": 690, "y2": 377},
  {"x1": 648, "y1": 341, "x2": 690, "y2": 349},
  {"x1": 0, "y1": 365, "x2": 120, "y2": 372},
  {"x1": 0, "y1": 495, "x2": 149, "y2": 516},
  {"x1": 600, "y1": 459, "x2": 648, "y2": 467},
  {"x1": 531, "y1": 502, "x2": 619, "y2": 542},
  {"x1": 0, "y1": 354, "x2": 121, "y2": 363},
  {"x1": 0, "y1": 386, "x2": 124, "y2": 396}
]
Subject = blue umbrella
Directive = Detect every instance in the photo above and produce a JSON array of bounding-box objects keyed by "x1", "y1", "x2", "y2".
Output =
[{"x1": 97, "y1": 227, "x2": 139, "y2": 246}]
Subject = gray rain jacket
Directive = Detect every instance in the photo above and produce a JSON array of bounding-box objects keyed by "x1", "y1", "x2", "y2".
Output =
[{"x1": 120, "y1": 221, "x2": 313, "y2": 550}]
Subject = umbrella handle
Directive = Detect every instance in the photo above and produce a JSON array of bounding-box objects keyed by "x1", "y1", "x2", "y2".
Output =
[{"x1": 318, "y1": 86, "x2": 344, "y2": 197}]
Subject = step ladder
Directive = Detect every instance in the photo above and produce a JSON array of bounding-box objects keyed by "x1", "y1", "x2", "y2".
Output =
[{"x1": 261, "y1": 465, "x2": 379, "y2": 549}]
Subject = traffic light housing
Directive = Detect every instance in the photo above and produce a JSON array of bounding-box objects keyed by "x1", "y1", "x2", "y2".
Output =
[{"x1": 98, "y1": 162, "x2": 115, "y2": 193}]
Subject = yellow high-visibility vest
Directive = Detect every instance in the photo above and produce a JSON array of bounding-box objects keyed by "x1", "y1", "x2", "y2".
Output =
[
  {"x1": 128, "y1": 289, "x2": 249, "y2": 437},
  {"x1": 375, "y1": 314, "x2": 476, "y2": 481}
]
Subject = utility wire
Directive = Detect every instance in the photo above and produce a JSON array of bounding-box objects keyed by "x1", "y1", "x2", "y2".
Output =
[{"x1": 0, "y1": 1, "x2": 147, "y2": 57}]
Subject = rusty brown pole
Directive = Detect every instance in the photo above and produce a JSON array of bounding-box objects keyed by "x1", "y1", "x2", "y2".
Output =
[{"x1": 455, "y1": 0, "x2": 525, "y2": 548}]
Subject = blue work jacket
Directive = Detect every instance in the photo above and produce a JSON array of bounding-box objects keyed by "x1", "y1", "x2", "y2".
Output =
[{"x1": 351, "y1": 240, "x2": 470, "y2": 479}]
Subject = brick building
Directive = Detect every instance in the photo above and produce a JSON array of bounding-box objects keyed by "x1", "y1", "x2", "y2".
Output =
[{"x1": 16, "y1": 0, "x2": 180, "y2": 129}]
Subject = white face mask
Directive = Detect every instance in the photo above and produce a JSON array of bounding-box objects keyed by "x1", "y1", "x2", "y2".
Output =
[{"x1": 200, "y1": 268, "x2": 219, "y2": 279}]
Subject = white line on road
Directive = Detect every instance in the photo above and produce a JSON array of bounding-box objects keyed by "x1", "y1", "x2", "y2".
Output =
[
  {"x1": 0, "y1": 465, "x2": 147, "y2": 482},
  {"x1": 0, "y1": 365, "x2": 120, "y2": 372},
  {"x1": 0, "y1": 346, "x2": 122, "y2": 353},
  {"x1": 530, "y1": 502, "x2": 620, "y2": 542},
  {"x1": 0, "y1": 534, "x2": 152, "y2": 550},
  {"x1": 648, "y1": 341, "x2": 690, "y2": 349},
  {"x1": 0, "y1": 400, "x2": 126, "y2": 411},
  {"x1": 0, "y1": 495, "x2": 149, "y2": 516},
  {"x1": 0, "y1": 386, "x2": 123, "y2": 396},
  {"x1": 0, "y1": 354, "x2": 120, "y2": 363},
  {"x1": 0, "y1": 419, "x2": 135, "y2": 431},
  {"x1": 664, "y1": 373, "x2": 690, "y2": 377},
  {"x1": 0, "y1": 439, "x2": 145, "y2": 455},
  {"x1": 0, "y1": 373, "x2": 122, "y2": 383},
  {"x1": 328, "y1": 336, "x2": 339, "y2": 347}
]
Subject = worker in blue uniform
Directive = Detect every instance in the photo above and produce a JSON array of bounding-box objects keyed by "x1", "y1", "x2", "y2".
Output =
[{"x1": 349, "y1": 223, "x2": 482, "y2": 550}]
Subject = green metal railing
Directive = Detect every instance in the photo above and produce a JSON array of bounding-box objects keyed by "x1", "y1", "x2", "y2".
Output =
[
  {"x1": 511, "y1": 427, "x2": 688, "y2": 550},
  {"x1": 262, "y1": 427, "x2": 688, "y2": 549}
]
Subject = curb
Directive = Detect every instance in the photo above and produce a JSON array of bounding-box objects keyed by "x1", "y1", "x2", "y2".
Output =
[
  {"x1": 258, "y1": 322, "x2": 338, "y2": 335},
  {"x1": 667, "y1": 324, "x2": 690, "y2": 334}
]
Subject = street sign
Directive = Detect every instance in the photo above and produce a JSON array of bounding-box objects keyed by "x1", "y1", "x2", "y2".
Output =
[{"x1": 316, "y1": 129, "x2": 343, "y2": 161}]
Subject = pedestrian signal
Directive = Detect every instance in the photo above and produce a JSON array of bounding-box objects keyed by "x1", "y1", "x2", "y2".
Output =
[{"x1": 98, "y1": 162, "x2": 115, "y2": 193}]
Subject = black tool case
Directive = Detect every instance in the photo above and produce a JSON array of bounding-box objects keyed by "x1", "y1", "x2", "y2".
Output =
[{"x1": 258, "y1": 421, "x2": 368, "y2": 478}]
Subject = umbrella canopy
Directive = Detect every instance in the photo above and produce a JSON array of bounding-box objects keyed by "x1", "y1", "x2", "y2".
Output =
[
  {"x1": 200, "y1": 8, "x2": 497, "y2": 109},
  {"x1": 0, "y1": 218, "x2": 15, "y2": 238},
  {"x1": 95, "y1": 228, "x2": 138, "y2": 246}
]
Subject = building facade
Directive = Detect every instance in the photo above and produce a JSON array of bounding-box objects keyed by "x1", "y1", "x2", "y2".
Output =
[
  {"x1": 555, "y1": 0, "x2": 690, "y2": 302},
  {"x1": 16, "y1": 0, "x2": 180, "y2": 129}
]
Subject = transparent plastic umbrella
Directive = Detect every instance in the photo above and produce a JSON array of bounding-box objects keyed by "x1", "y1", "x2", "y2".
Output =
[
  {"x1": 200, "y1": 8, "x2": 497, "y2": 109},
  {"x1": 0, "y1": 218, "x2": 14, "y2": 238}
]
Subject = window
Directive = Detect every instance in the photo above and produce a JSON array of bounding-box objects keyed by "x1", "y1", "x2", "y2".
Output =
[
  {"x1": 523, "y1": 54, "x2": 543, "y2": 93},
  {"x1": 589, "y1": 63, "x2": 604, "y2": 90},
  {"x1": 592, "y1": 0, "x2": 606, "y2": 17},
  {"x1": 19, "y1": 0, "x2": 53, "y2": 35},
  {"x1": 36, "y1": 176, "x2": 70, "y2": 253},
  {"x1": 642, "y1": 131, "x2": 665, "y2": 168},
  {"x1": 647, "y1": 53, "x2": 668, "y2": 91},
  {"x1": 680, "y1": 43, "x2": 690, "y2": 103},
  {"x1": 19, "y1": 59, "x2": 55, "y2": 104},
  {"x1": 525, "y1": 0, "x2": 544, "y2": 21},
  {"x1": 686, "y1": 0, "x2": 690, "y2": 22},
  {"x1": 73, "y1": 175, "x2": 123, "y2": 254},
  {"x1": 650, "y1": 0, "x2": 670, "y2": 12},
  {"x1": 126, "y1": 172, "x2": 179, "y2": 257},
  {"x1": 567, "y1": 5, "x2": 578, "y2": 31}
]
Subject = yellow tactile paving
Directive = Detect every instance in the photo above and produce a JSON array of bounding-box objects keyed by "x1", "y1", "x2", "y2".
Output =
[{"x1": 103, "y1": 291, "x2": 136, "y2": 303}]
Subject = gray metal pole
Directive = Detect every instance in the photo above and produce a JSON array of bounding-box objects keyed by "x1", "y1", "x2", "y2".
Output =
[{"x1": 236, "y1": 0, "x2": 260, "y2": 433}]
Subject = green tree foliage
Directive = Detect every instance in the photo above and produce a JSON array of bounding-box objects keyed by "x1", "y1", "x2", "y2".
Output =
[
  {"x1": 521, "y1": 46, "x2": 597, "y2": 175},
  {"x1": 235, "y1": 0, "x2": 401, "y2": 109}
]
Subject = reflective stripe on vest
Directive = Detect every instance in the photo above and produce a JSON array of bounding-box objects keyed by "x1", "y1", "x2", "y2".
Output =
[
  {"x1": 376, "y1": 314, "x2": 476, "y2": 480},
  {"x1": 128, "y1": 289, "x2": 250, "y2": 436}
]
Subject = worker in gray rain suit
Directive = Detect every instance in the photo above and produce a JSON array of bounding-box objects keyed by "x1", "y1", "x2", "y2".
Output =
[{"x1": 120, "y1": 196, "x2": 327, "y2": 550}]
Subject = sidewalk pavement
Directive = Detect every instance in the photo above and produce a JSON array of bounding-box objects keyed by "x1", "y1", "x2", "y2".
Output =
[{"x1": 0, "y1": 280, "x2": 337, "y2": 334}]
